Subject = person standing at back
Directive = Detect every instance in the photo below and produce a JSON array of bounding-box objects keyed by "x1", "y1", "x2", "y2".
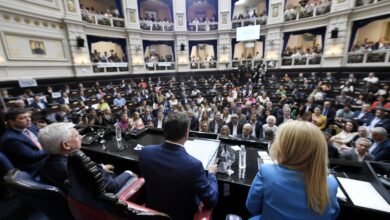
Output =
[
  {"x1": 246, "y1": 121, "x2": 339, "y2": 220},
  {"x1": 139, "y1": 111, "x2": 218, "y2": 220}
]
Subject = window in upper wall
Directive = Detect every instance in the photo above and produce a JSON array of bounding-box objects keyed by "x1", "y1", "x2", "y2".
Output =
[{"x1": 138, "y1": 0, "x2": 174, "y2": 31}]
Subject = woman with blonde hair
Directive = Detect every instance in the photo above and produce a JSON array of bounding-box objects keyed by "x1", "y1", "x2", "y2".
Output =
[{"x1": 246, "y1": 121, "x2": 339, "y2": 220}]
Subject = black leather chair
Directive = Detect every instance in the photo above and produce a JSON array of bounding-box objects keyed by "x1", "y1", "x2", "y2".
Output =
[
  {"x1": 0, "y1": 151, "x2": 13, "y2": 177},
  {"x1": 66, "y1": 150, "x2": 171, "y2": 220},
  {"x1": 3, "y1": 169, "x2": 74, "y2": 220}
]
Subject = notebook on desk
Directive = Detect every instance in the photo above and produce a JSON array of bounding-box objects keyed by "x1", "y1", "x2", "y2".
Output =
[{"x1": 184, "y1": 138, "x2": 220, "y2": 170}]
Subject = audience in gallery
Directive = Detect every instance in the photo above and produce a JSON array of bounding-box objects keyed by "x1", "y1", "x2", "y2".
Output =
[
  {"x1": 140, "y1": 13, "x2": 174, "y2": 31},
  {"x1": 246, "y1": 121, "x2": 340, "y2": 220},
  {"x1": 284, "y1": 0, "x2": 331, "y2": 21},
  {"x1": 282, "y1": 44, "x2": 322, "y2": 57},
  {"x1": 91, "y1": 49, "x2": 126, "y2": 63},
  {"x1": 351, "y1": 37, "x2": 390, "y2": 52}
]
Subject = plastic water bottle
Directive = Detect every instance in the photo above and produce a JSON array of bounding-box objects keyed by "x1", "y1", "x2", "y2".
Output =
[
  {"x1": 239, "y1": 145, "x2": 246, "y2": 169},
  {"x1": 239, "y1": 145, "x2": 246, "y2": 179},
  {"x1": 115, "y1": 125, "x2": 122, "y2": 142}
]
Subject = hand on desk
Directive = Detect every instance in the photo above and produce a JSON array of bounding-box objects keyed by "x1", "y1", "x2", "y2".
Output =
[
  {"x1": 207, "y1": 164, "x2": 218, "y2": 174},
  {"x1": 103, "y1": 164, "x2": 115, "y2": 173}
]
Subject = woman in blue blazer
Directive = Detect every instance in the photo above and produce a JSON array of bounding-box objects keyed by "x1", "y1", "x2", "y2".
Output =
[{"x1": 246, "y1": 121, "x2": 340, "y2": 220}]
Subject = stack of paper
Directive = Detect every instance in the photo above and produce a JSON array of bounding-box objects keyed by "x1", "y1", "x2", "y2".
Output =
[
  {"x1": 337, "y1": 177, "x2": 390, "y2": 213},
  {"x1": 184, "y1": 139, "x2": 219, "y2": 169}
]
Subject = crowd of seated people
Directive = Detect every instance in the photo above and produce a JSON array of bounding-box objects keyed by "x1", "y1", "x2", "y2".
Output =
[
  {"x1": 0, "y1": 68, "x2": 389, "y2": 165},
  {"x1": 190, "y1": 54, "x2": 216, "y2": 68},
  {"x1": 80, "y1": 4, "x2": 123, "y2": 26},
  {"x1": 232, "y1": 9, "x2": 267, "y2": 27},
  {"x1": 189, "y1": 15, "x2": 218, "y2": 31},
  {"x1": 140, "y1": 13, "x2": 174, "y2": 31},
  {"x1": 284, "y1": 0, "x2": 331, "y2": 21},
  {"x1": 1, "y1": 67, "x2": 390, "y2": 219},
  {"x1": 144, "y1": 53, "x2": 173, "y2": 64},
  {"x1": 91, "y1": 49, "x2": 126, "y2": 63},
  {"x1": 351, "y1": 37, "x2": 390, "y2": 52}
]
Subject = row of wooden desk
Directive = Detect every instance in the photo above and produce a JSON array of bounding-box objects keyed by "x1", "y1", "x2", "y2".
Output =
[{"x1": 79, "y1": 127, "x2": 389, "y2": 219}]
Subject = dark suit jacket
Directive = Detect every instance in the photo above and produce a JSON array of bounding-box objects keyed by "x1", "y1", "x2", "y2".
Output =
[
  {"x1": 371, "y1": 139, "x2": 390, "y2": 161},
  {"x1": 340, "y1": 148, "x2": 374, "y2": 161},
  {"x1": 30, "y1": 101, "x2": 48, "y2": 110},
  {"x1": 139, "y1": 142, "x2": 218, "y2": 220},
  {"x1": 227, "y1": 122, "x2": 243, "y2": 135},
  {"x1": 353, "y1": 111, "x2": 374, "y2": 126},
  {"x1": 365, "y1": 118, "x2": 390, "y2": 132},
  {"x1": 250, "y1": 121, "x2": 263, "y2": 139},
  {"x1": 0, "y1": 128, "x2": 47, "y2": 177},
  {"x1": 40, "y1": 154, "x2": 132, "y2": 193},
  {"x1": 209, "y1": 120, "x2": 224, "y2": 133},
  {"x1": 189, "y1": 117, "x2": 199, "y2": 131},
  {"x1": 235, "y1": 134, "x2": 256, "y2": 141}
]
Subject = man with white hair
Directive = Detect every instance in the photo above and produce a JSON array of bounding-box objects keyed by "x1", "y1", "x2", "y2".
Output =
[
  {"x1": 235, "y1": 123, "x2": 256, "y2": 141},
  {"x1": 38, "y1": 122, "x2": 135, "y2": 192},
  {"x1": 340, "y1": 138, "x2": 374, "y2": 162},
  {"x1": 369, "y1": 127, "x2": 390, "y2": 161}
]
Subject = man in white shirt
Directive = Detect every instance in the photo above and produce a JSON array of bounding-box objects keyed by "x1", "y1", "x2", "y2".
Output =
[{"x1": 363, "y1": 72, "x2": 379, "y2": 84}]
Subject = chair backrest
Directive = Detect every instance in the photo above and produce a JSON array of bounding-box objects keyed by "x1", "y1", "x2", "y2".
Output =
[
  {"x1": 66, "y1": 150, "x2": 171, "y2": 220},
  {"x1": 0, "y1": 151, "x2": 14, "y2": 177},
  {"x1": 3, "y1": 169, "x2": 74, "y2": 220}
]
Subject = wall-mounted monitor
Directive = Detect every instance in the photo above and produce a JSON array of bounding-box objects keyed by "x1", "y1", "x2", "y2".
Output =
[{"x1": 236, "y1": 25, "x2": 260, "y2": 42}]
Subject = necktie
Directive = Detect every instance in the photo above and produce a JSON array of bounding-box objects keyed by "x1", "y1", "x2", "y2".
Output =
[
  {"x1": 24, "y1": 129, "x2": 42, "y2": 150},
  {"x1": 322, "y1": 109, "x2": 328, "y2": 116}
]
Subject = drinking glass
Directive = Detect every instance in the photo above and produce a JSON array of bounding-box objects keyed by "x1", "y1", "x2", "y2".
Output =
[
  {"x1": 225, "y1": 150, "x2": 235, "y2": 176},
  {"x1": 97, "y1": 128, "x2": 106, "y2": 144}
]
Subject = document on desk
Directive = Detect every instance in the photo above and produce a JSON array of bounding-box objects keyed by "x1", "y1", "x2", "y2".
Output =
[
  {"x1": 337, "y1": 177, "x2": 390, "y2": 213},
  {"x1": 184, "y1": 139, "x2": 220, "y2": 170}
]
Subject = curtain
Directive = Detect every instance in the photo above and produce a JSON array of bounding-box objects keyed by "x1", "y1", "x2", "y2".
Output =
[
  {"x1": 282, "y1": 26, "x2": 326, "y2": 54},
  {"x1": 231, "y1": 0, "x2": 239, "y2": 18},
  {"x1": 189, "y1": 40, "x2": 218, "y2": 59},
  {"x1": 143, "y1": 40, "x2": 175, "y2": 61},
  {"x1": 115, "y1": 0, "x2": 123, "y2": 17},
  {"x1": 231, "y1": 0, "x2": 268, "y2": 18},
  {"x1": 348, "y1": 13, "x2": 390, "y2": 51}
]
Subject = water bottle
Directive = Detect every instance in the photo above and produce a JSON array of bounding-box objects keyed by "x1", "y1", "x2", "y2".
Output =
[
  {"x1": 239, "y1": 145, "x2": 246, "y2": 169},
  {"x1": 115, "y1": 125, "x2": 122, "y2": 142}
]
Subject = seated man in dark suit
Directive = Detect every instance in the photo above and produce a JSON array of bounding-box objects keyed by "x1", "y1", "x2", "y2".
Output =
[
  {"x1": 353, "y1": 103, "x2": 374, "y2": 126},
  {"x1": 209, "y1": 111, "x2": 224, "y2": 134},
  {"x1": 369, "y1": 127, "x2": 390, "y2": 161},
  {"x1": 30, "y1": 95, "x2": 49, "y2": 110},
  {"x1": 235, "y1": 123, "x2": 256, "y2": 141},
  {"x1": 340, "y1": 137, "x2": 374, "y2": 161},
  {"x1": 0, "y1": 108, "x2": 47, "y2": 177},
  {"x1": 139, "y1": 112, "x2": 218, "y2": 220},
  {"x1": 38, "y1": 122, "x2": 136, "y2": 193},
  {"x1": 227, "y1": 114, "x2": 243, "y2": 136}
]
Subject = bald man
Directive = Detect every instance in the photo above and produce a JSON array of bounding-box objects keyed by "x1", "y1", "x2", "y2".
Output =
[{"x1": 235, "y1": 123, "x2": 256, "y2": 141}]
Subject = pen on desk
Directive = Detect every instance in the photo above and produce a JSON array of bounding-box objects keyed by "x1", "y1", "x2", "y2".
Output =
[{"x1": 342, "y1": 172, "x2": 349, "y2": 179}]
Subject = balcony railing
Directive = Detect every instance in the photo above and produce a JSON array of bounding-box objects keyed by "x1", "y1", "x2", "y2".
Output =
[
  {"x1": 232, "y1": 16, "x2": 267, "y2": 29},
  {"x1": 188, "y1": 22, "x2": 218, "y2": 32},
  {"x1": 140, "y1": 20, "x2": 174, "y2": 31},
  {"x1": 190, "y1": 61, "x2": 217, "y2": 69},
  {"x1": 82, "y1": 13, "x2": 125, "y2": 28},
  {"x1": 355, "y1": 0, "x2": 384, "y2": 7},
  {"x1": 347, "y1": 49, "x2": 390, "y2": 64},
  {"x1": 92, "y1": 62, "x2": 129, "y2": 73},
  {"x1": 281, "y1": 55, "x2": 322, "y2": 66},
  {"x1": 232, "y1": 59, "x2": 264, "y2": 69},
  {"x1": 145, "y1": 62, "x2": 176, "y2": 71},
  {"x1": 284, "y1": 3, "x2": 331, "y2": 21}
]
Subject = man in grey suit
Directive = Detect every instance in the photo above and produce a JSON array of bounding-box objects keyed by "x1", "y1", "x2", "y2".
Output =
[{"x1": 340, "y1": 137, "x2": 374, "y2": 162}]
